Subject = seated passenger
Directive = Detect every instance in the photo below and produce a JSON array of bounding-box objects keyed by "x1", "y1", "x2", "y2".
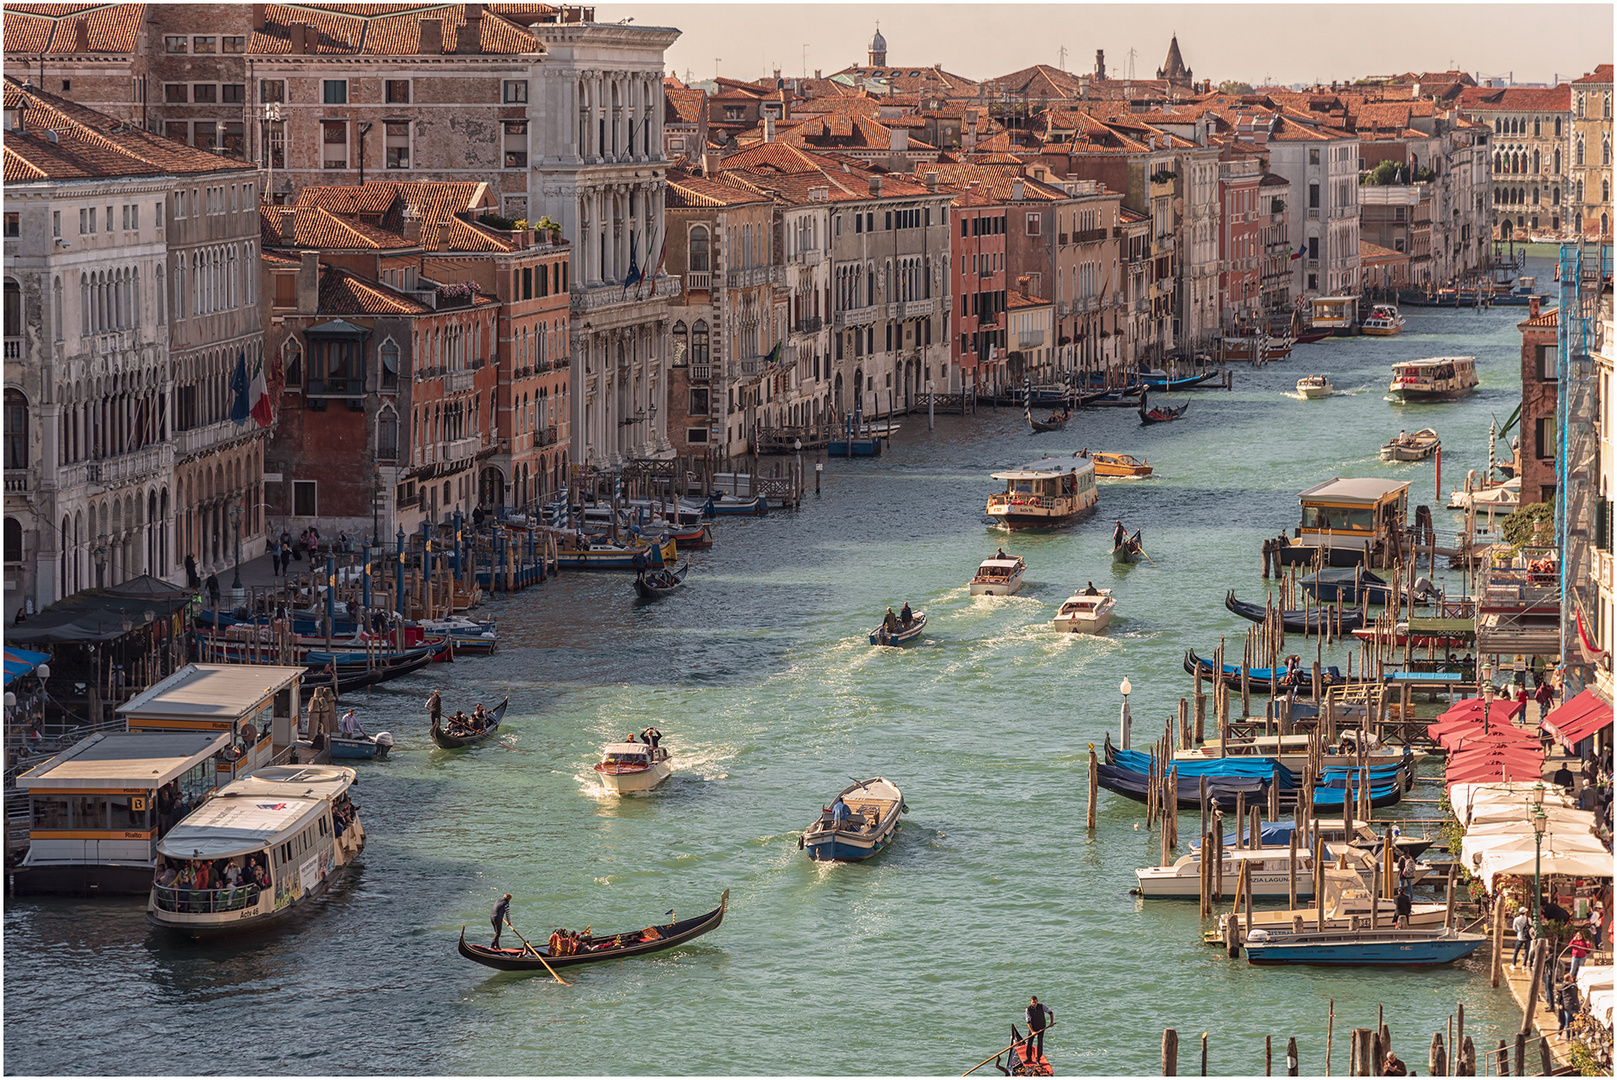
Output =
[{"x1": 899, "y1": 602, "x2": 914, "y2": 626}]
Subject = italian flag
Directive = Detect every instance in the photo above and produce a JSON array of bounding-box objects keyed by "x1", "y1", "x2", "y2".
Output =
[{"x1": 248, "y1": 353, "x2": 274, "y2": 428}]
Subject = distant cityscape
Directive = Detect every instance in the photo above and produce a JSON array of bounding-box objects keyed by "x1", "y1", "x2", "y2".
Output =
[{"x1": 0, "y1": 5, "x2": 1611, "y2": 630}]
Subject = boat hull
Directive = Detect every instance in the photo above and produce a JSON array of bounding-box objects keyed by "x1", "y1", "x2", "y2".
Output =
[
  {"x1": 987, "y1": 503, "x2": 1097, "y2": 530},
  {"x1": 1136, "y1": 864, "x2": 1317, "y2": 899},
  {"x1": 870, "y1": 613, "x2": 926, "y2": 645},
  {"x1": 1297, "y1": 383, "x2": 1332, "y2": 399},
  {"x1": 1389, "y1": 387, "x2": 1476, "y2": 402},
  {"x1": 596, "y1": 761, "x2": 672, "y2": 793},
  {"x1": 970, "y1": 577, "x2": 1024, "y2": 597},
  {"x1": 1053, "y1": 611, "x2": 1112, "y2": 633},
  {"x1": 804, "y1": 827, "x2": 899, "y2": 861},
  {"x1": 148, "y1": 836, "x2": 363, "y2": 939},
  {"x1": 458, "y1": 893, "x2": 728, "y2": 971},
  {"x1": 11, "y1": 860, "x2": 158, "y2": 896},
  {"x1": 328, "y1": 737, "x2": 388, "y2": 760},
  {"x1": 1245, "y1": 936, "x2": 1485, "y2": 966}
]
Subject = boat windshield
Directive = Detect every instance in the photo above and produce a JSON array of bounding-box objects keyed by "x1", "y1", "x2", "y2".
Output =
[{"x1": 604, "y1": 752, "x2": 650, "y2": 765}]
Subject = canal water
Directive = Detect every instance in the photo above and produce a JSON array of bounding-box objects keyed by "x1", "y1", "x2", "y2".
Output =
[{"x1": 5, "y1": 284, "x2": 1557, "y2": 1076}]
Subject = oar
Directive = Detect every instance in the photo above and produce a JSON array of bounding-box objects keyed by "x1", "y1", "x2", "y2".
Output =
[
  {"x1": 1136, "y1": 545, "x2": 1161, "y2": 569},
  {"x1": 961, "y1": 1021, "x2": 1056, "y2": 1076},
  {"x1": 505, "y1": 920, "x2": 571, "y2": 986}
]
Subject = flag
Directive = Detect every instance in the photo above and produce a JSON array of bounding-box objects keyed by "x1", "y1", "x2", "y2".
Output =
[
  {"x1": 640, "y1": 230, "x2": 667, "y2": 300},
  {"x1": 229, "y1": 350, "x2": 250, "y2": 425},
  {"x1": 1291, "y1": 243, "x2": 1306, "y2": 261},
  {"x1": 622, "y1": 234, "x2": 643, "y2": 297},
  {"x1": 763, "y1": 339, "x2": 783, "y2": 367},
  {"x1": 248, "y1": 352, "x2": 274, "y2": 428}
]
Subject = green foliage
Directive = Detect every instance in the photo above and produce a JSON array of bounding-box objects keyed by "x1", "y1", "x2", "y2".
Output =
[
  {"x1": 1413, "y1": 166, "x2": 1437, "y2": 183},
  {"x1": 1567, "y1": 1040, "x2": 1607, "y2": 1076},
  {"x1": 1502, "y1": 501, "x2": 1555, "y2": 550},
  {"x1": 1364, "y1": 161, "x2": 1403, "y2": 186},
  {"x1": 476, "y1": 212, "x2": 519, "y2": 231},
  {"x1": 1218, "y1": 80, "x2": 1255, "y2": 96}
]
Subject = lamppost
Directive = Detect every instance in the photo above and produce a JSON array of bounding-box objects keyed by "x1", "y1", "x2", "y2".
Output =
[
  {"x1": 1119, "y1": 676, "x2": 1133, "y2": 750},
  {"x1": 793, "y1": 438, "x2": 802, "y2": 486},
  {"x1": 94, "y1": 533, "x2": 108, "y2": 588},
  {"x1": 1530, "y1": 783, "x2": 1547, "y2": 937},
  {"x1": 228, "y1": 498, "x2": 244, "y2": 594},
  {"x1": 1482, "y1": 663, "x2": 1495, "y2": 734}
]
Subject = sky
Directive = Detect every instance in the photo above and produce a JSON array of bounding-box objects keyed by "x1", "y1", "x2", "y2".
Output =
[{"x1": 621, "y1": 3, "x2": 1612, "y2": 91}]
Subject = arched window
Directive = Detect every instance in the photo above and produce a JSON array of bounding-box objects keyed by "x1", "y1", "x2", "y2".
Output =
[
  {"x1": 1554, "y1": 117, "x2": 1562, "y2": 137},
  {"x1": 1576, "y1": 139, "x2": 1585, "y2": 167},
  {"x1": 671, "y1": 320, "x2": 688, "y2": 366},
  {"x1": 380, "y1": 339, "x2": 399, "y2": 390},
  {"x1": 1605, "y1": 180, "x2": 1612, "y2": 205},
  {"x1": 376, "y1": 406, "x2": 398, "y2": 460},
  {"x1": 689, "y1": 226, "x2": 709, "y2": 272},
  {"x1": 3, "y1": 389, "x2": 27, "y2": 470},
  {"x1": 1554, "y1": 148, "x2": 1561, "y2": 174},
  {"x1": 1604, "y1": 139, "x2": 1611, "y2": 166},
  {"x1": 690, "y1": 319, "x2": 709, "y2": 365},
  {"x1": 283, "y1": 337, "x2": 303, "y2": 387},
  {"x1": 3, "y1": 518, "x2": 21, "y2": 565},
  {"x1": 1532, "y1": 149, "x2": 1539, "y2": 173}
]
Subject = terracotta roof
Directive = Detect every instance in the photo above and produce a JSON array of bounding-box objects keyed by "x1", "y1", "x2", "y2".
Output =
[
  {"x1": 1359, "y1": 241, "x2": 1405, "y2": 261},
  {"x1": 1519, "y1": 306, "x2": 1558, "y2": 328},
  {"x1": 421, "y1": 215, "x2": 514, "y2": 252},
  {"x1": 1456, "y1": 85, "x2": 1571, "y2": 111},
  {"x1": 665, "y1": 87, "x2": 705, "y2": 125},
  {"x1": 294, "y1": 180, "x2": 490, "y2": 232},
  {"x1": 247, "y1": 2, "x2": 542, "y2": 56},
  {"x1": 926, "y1": 164, "x2": 1073, "y2": 203},
  {"x1": 831, "y1": 63, "x2": 980, "y2": 95},
  {"x1": 3, "y1": 76, "x2": 256, "y2": 181},
  {"x1": 1008, "y1": 290, "x2": 1050, "y2": 309},
  {"x1": 3, "y1": 3, "x2": 145, "y2": 55},
  {"x1": 262, "y1": 249, "x2": 304, "y2": 267},
  {"x1": 318, "y1": 266, "x2": 432, "y2": 315},
  {"x1": 667, "y1": 174, "x2": 771, "y2": 208},
  {"x1": 1572, "y1": 65, "x2": 1613, "y2": 85},
  {"x1": 981, "y1": 64, "x2": 1087, "y2": 101},
  {"x1": 291, "y1": 205, "x2": 416, "y2": 249}
]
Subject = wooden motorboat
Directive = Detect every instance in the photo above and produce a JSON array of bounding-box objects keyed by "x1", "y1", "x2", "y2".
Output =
[
  {"x1": 1359, "y1": 304, "x2": 1405, "y2": 336},
  {"x1": 800, "y1": 778, "x2": 905, "y2": 861},
  {"x1": 327, "y1": 709, "x2": 394, "y2": 760},
  {"x1": 1380, "y1": 427, "x2": 1440, "y2": 462},
  {"x1": 1296, "y1": 375, "x2": 1333, "y2": 399},
  {"x1": 1137, "y1": 392, "x2": 1188, "y2": 425},
  {"x1": 1243, "y1": 926, "x2": 1486, "y2": 966},
  {"x1": 1089, "y1": 452, "x2": 1153, "y2": 478},
  {"x1": 593, "y1": 738, "x2": 673, "y2": 793},
  {"x1": 1112, "y1": 528, "x2": 1143, "y2": 564},
  {"x1": 1027, "y1": 408, "x2": 1071, "y2": 433},
  {"x1": 1388, "y1": 356, "x2": 1478, "y2": 401},
  {"x1": 555, "y1": 536, "x2": 677, "y2": 570},
  {"x1": 970, "y1": 555, "x2": 1026, "y2": 596},
  {"x1": 457, "y1": 890, "x2": 729, "y2": 971},
  {"x1": 1053, "y1": 588, "x2": 1114, "y2": 633},
  {"x1": 985, "y1": 457, "x2": 1099, "y2": 529},
  {"x1": 632, "y1": 563, "x2": 689, "y2": 599},
  {"x1": 1224, "y1": 591, "x2": 1367, "y2": 634},
  {"x1": 870, "y1": 611, "x2": 926, "y2": 646},
  {"x1": 430, "y1": 695, "x2": 510, "y2": 749}
]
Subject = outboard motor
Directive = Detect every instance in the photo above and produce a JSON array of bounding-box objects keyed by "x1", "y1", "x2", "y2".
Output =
[
  {"x1": 1413, "y1": 576, "x2": 1437, "y2": 601},
  {"x1": 373, "y1": 732, "x2": 394, "y2": 759}
]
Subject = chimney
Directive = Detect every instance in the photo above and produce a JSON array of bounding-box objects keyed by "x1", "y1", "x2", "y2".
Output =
[
  {"x1": 1412, "y1": 82, "x2": 1422, "y2": 99},
  {"x1": 1528, "y1": 295, "x2": 1541, "y2": 319},
  {"x1": 419, "y1": 18, "x2": 443, "y2": 54},
  {"x1": 1095, "y1": 49, "x2": 1106, "y2": 79},
  {"x1": 251, "y1": 3, "x2": 266, "y2": 30},
  {"x1": 72, "y1": 18, "x2": 90, "y2": 52},
  {"x1": 1012, "y1": 178, "x2": 1025, "y2": 200},
  {"x1": 889, "y1": 126, "x2": 908, "y2": 152},
  {"x1": 289, "y1": 22, "x2": 314, "y2": 54},
  {"x1": 925, "y1": 170, "x2": 938, "y2": 192},
  {"x1": 463, "y1": 3, "x2": 483, "y2": 53},
  {"x1": 868, "y1": 174, "x2": 883, "y2": 196},
  {"x1": 763, "y1": 115, "x2": 774, "y2": 142},
  {"x1": 297, "y1": 250, "x2": 321, "y2": 314},
  {"x1": 701, "y1": 151, "x2": 715, "y2": 177},
  {"x1": 1016, "y1": 275, "x2": 1031, "y2": 295},
  {"x1": 814, "y1": 69, "x2": 821, "y2": 79}
]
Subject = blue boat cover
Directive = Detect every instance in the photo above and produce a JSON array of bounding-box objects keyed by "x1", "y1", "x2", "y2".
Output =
[{"x1": 1108, "y1": 745, "x2": 1296, "y2": 788}]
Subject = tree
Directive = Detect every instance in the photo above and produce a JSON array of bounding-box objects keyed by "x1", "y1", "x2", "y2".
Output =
[{"x1": 1217, "y1": 80, "x2": 1255, "y2": 96}]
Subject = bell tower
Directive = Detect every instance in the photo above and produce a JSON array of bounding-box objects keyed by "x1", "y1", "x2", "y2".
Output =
[{"x1": 868, "y1": 25, "x2": 887, "y2": 67}]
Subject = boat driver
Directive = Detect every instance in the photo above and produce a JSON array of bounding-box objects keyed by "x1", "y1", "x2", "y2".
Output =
[
  {"x1": 1084, "y1": 582, "x2": 1099, "y2": 596},
  {"x1": 899, "y1": 602, "x2": 914, "y2": 626},
  {"x1": 883, "y1": 608, "x2": 901, "y2": 633},
  {"x1": 831, "y1": 796, "x2": 853, "y2": 827}
]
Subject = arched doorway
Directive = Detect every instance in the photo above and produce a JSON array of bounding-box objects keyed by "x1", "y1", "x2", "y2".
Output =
[
  {"x1": 479, "y1": 465, "x2": 504, "y2": 511},
  {"x1": 833, "y1": 372, "x2": 844, "y2": 416}
]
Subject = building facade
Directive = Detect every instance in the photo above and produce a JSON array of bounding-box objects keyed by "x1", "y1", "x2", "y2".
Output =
[{"x1": 1569, "y1": 66, "x2": 1613, "y2": 239}]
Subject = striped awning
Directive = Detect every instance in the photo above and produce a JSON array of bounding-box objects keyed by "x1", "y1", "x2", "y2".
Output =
[{"x1": 3, "y1": 646, "x2": 51, "y2": 686}]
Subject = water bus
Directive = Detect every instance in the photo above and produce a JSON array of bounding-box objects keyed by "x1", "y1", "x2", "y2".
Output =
[
  {"x1": 147, "y1": 764, "x2": 363, "y2": 938},
  {"x1": 1272, "y1": 477, "x2": 1410, "y2": 568},
  {"x1": 1388, "y1": 356, "x2": 1478, "y2": 401},
  {"x1": 986, "y1": 456, "x2": 1098, "y2": 529}
]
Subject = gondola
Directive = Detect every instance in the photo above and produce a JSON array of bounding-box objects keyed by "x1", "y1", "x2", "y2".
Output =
[
  {"x1": 1224, "y1": 591, "x2": 1367, "y2": 634},
  {"x1": 1182, "y1": 650, "x2": 1345, "y2": 693},
  {"x1": 457, "y1": 890, "x2": 729, "y2": 971},
  {"x1": 1111, "y1": 528, "x2": 1143, "y2": 564},
  {"x1": 302, "y1": 648, "x2": 435, "y2": 696},
  {"x1": 632, "y1": 563, "x2": 689, "y2": 599},
  {"x1": 430, "y1": 695, "x2": 510, "y2": 749},
  {"x1": 1137, "y1": 392, "x2": 1189, "y2": 425},
  {"x1": 1027, "y1": 408, "x2": 1071, "y2": 433},
  {"x1": 1094, "y1": 760, "x2": 1271, "y2": 811},
  {"x1": 1138, "y1": 369, "x2": 1221, "y2": 391}
]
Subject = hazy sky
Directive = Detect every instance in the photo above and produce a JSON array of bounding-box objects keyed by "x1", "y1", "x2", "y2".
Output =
[{"x1": 621, "y1": 3, "x2": 1612, "y2": 90}]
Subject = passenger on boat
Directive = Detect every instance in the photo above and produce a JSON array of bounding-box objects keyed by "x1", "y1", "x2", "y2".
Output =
[
  {"x1": 491, "y1": 893, "x2": 512, "y2": 948},
  {"x1": 900, "y1": 602, "x2": 914, "y2": 626},
  {"x1": 625, "y1": 732, "x2": 639, "y2": 743},
  {"x1": 640, "y1": 726, "x2": 662, "y2": 748},
  {"x1": 1395, "y1": 886, "x2": 1413, "y2": 927},
  {"x1": 471, "y1": 704, "x2": 489, "y2": 730},
  {"x1": 1084, "y1": 582, "x2": 1098, "y2": 596},
  {"x1": 548, "y1": 929, "x2": 563, "y2": 955},
  {"x1": 831, "y1": 796, "x2": 853, "y2": 826},
  {"x1": 883, "y1": 609, "x2": 901, "y2": 634}
]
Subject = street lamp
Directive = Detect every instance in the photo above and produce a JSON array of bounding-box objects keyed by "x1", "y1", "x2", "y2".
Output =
[
  {"x1": 1120, "y1": 676, "x2": 1133, "y2": 750},
  {"x1": 794, "y1": 438, "x2": 802, "y2": 483},
  {"x1": 1529, "y1": 800, "x2": 1548, "y2": 939},
  {"x1": 1481, "y1": 664, "x2": 1495, "y2": 734},
  {"x1": 229, "y1": 499, "x2": 244, "y2": 594}
]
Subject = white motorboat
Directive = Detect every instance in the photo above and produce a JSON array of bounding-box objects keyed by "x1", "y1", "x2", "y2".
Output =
[
  {"x1": 592, "y1": 739, "x2": 673, "y2": 793},
  {"x1": 1380, "y1": 428, "x2": 1440, "y2": 462},
  {"x1": 1136, "y1": 841, "x2": 1427, "y2": 899},
  {"x1": 969, "y1": 555, "x2": 1027, "y2": 596},
  {"x1": 1053, "y1": 588, "x2": 1115, "y2": 633},
  {"x1": 1448, "y1": 474, "x2": 1520, "y2": 513},
  {"x1": 1296, "y1": 375, "x2": 1333, "y2": 399}
]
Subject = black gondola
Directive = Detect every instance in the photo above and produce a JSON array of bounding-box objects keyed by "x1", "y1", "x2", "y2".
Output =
[
  {"x1": 1111, "y1": 529, "x2": 1143, "y2": 564},
  {"x1": 430, "y1": 695, "x2": 510, "y2": 749},
  {"x1": 1137, "y1": 391, "x2": 1189, "y2": 425},
  {"x1": 1224, "y1": 591, "x2": 1367, "y2": 634},
  {"x1": 1027, "y1": 408, "x2": 1071, "y2": 433},
  {"x1": 632, "y1": 563, "x2": 689, "y2": 599},
  {"x1": 301, "y1": 649, "x2": 435, "y2": 697},
  {"x1": 457, "y1": 890, "x2": 729, "y2": 971},
  {"x1": 1182, "y1": 650, "x2": 1345, "y2": 693},
  {"x1": 1094, "y1": 760, "x2": 1270, "y2": 810}
]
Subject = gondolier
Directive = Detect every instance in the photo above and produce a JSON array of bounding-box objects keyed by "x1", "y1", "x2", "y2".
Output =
[
  {"x1": 427, "y1": 689, "x2": 443, "y2": 727},
  {"x1": 1113, "y1": 520, "x2": 1125, "y2": 548},
  {"x1": 491, "y1": 893, "x2": 512, "y2": 947},
  {"x1": 1024, "y1": 997, "x2": 1053, "y2": 1056}
]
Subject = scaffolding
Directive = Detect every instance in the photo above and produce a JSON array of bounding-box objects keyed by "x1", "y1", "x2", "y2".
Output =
[{"x1": 1555, "y1": 242, "x2": 1609, "y2": 692}]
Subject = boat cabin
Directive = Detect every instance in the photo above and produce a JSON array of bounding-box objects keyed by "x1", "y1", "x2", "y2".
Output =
[
  {"x1": 1388, "y1": 356, "x2": 1478, "y2": 400},
  {"x1": 597, "y1": 742, "x2": 666, "y2": 771},
  {"x1": 986, "y1": 457, "x2": 1099, "y2": 528},
  {"x1": 118, "y1": 664, "x2": 307, "y2": 782},
  {"x1": 1279, "y1": 477, "x2": 1409, "y2": 568},
  {"x1": 148, "y1": 764, "x2": 362, "y2": 938},
  {"x1": 1309, "y1": 296, "x2": 1359, "y2": 330},
  {"x1": 14, "y1": 731, "x2": 231, "y2": 894}
]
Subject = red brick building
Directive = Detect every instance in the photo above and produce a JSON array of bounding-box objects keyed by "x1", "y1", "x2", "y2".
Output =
[
  {"x1": 1217, "y1": 157, "x2": 1264, "y2": 325},
  {"x1": 948, "y1": 185, "x2": 1007, "y2": 395},
  {"x1": 1518, "y1": 301, "x2": 1560, "y2": 506}
]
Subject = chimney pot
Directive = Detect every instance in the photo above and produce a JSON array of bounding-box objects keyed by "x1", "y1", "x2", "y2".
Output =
[
  {"x1": 925, "y1": 170, "x2": 938, "y2": 192},
  {"x1": 419, "y1": 17, "x2": 444, "y2": 54},
  {"x1": 1012, "y1": 178, "x2": 1025, "y2": 200},
  {"x1": 72, "y1": 18, "x2": 90, "y2": 53},
  {"x1": 868, "y1": 174, "x2": 883, "y2": 196}
]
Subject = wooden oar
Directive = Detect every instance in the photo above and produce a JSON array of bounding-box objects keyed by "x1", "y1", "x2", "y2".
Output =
[
  {"x1": 1135, "y1": 543, "x2": 1160, "y2": 568},
  {"x1": 506, "y1": 920, "x2": 571, "y2": 986},
  {"x1": 961, "y1": 1021, "x2": 1056, "y2": 1076}
]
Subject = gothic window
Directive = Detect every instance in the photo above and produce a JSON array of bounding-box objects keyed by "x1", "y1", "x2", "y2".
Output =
[
  {"x1": 671, "y1": 321, "x2": 688, "y2": 366},
  {"x1": 690, "y1": 320, "x2": 709, "y2": 365}
]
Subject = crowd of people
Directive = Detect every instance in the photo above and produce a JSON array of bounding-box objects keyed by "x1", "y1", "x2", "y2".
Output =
[{"x1": 153, "y1": 852, "x2": 270, "y2": 912}]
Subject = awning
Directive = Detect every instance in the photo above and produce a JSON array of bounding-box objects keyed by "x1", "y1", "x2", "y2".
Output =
[
  {"x1": 8, "y1": 575, "x2": 192, "y2": 644},
  {"x1": 3, "y1": 646, "x2": 51, "y2": 686},
  {"x1": 1542, "y1": 688, "x2": 1613, "y2": 749}
]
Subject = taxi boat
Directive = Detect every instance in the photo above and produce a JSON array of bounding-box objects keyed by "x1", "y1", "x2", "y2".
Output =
[
  {"x1": 147, "y1": 765, "x2": 363, "y2": 938},
  {"x1": 1053, "y1": 588, "x2": 1114, "y2": 633},
  {"x1": 1359, "y1": 304, "x2": 1405, "y2": 336},
  {"x1": 1088, "y1": 452, "x2": 1153, "y2": 478},
  {"x1": 970, "y1": 555, "x2": 1027, "y2": 596},
  {"x1": 986, "y1": 456, "x2": 1099, "y2": 529},
  {"x1": 1380, "y1": 427, "x2": 1440, "y2": 462},
  {"x1": 1388, "y1": 356, "x2": 1478, "y2": 401},
  {"x1": 593, "y1": 739, "x2": 673, "y2": 793},
  {"x1": 1296, "y1": 375, "x2": 1333, "y2": 399}
]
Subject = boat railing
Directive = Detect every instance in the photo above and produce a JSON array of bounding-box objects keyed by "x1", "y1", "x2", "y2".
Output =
[{"x1": 151, "y1": 882, "x2": 263, "y2": 914}]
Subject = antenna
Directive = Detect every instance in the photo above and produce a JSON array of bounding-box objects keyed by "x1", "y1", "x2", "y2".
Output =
[
  {"x1": 1125, "y1": 47, "x2": 1138, "y2": 81},
  {"x1": 1058, "y1": 45, "x2": 1068, "y2": 71},
  {"x1": 803, "y1": 43, "x2": 808, "y2": 79}
]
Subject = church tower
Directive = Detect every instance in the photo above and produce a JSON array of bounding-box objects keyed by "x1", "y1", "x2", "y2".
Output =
[
  {"x1": 868, "y1": 25, "x2": 887, "y2": 67},
  {"x1": 1156, "y1": 34, "x2": 1193, "y2": 87}
]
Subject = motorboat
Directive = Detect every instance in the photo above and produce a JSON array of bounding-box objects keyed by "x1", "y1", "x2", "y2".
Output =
[
  {"x1": 800, "y1": 777, "x2": 905, "y2": 861},
  {"x1": 970, "y1": 555, "x2": 1027, "y2": 596},
  {"x1": 328, "y1": 709, "x2": 394, "y2": 760},
  {"x1": 1053, "y1": 588, "x2": 1114, "y2": 633},
  {"x1": 1359, "y1": 304, "x2": 1405, "y2": 336},
  {"x1": 593, "y1": 738, "x2": 673, "y2": 793},
  {"x1": 1448, "y1": 474, "x2": 1520, "y2": 513},
  {"x1": 1381, "y1": 427, "x2": 1441, "y2": 461},
  {"x1": 1088, "y1": 452, "x2": 1153, "y2": 478},
  {"x1": 1296, "y1": 375, "x2": 1333, "y2": 399},
  {"x1": 1388, "y1": 356, "x2": 1478, "y2": 401},
  {"x1": 985, "y1": 456, "x2": 1099, "y2": 529},
  {"x1": 1272, "y1": 477, "x2": 1411, "y2": 569},
  {"x1": 147, "y1": 765, "x2": 364, "y2": 938},
  {"x1": 870, "y1": 611, "x2": 926, "y2": 646},
  {"x1": 1213, "y1": 866, "x2": 1451, "y2": 946},
  {"x1": 1243, "y1": 926, "x2": 1486, "y2": 966}
]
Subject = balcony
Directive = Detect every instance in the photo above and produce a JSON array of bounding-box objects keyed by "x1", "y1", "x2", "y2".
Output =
[
  {"x1": 796, "y1": 248, "x2": 824, "y2": 265},
  {"x1": 793, "y1": 315, "x2": 824, "y2": 336},
  {"x1": 307, "y1": 376, "x2": 365, "y2": 397},
  {"x1": 445, "y1": 369, "x2": 474, "y2": 395},
  {"x1": 897, "y1": 299, "x2": 935, "y2": 319},
  {"x1": 3, "y1": 337, "x2": 20, "y2": 362},
  {"x1": 688, "y1": 363, "x2": 712, "y2": 382},
  {"x1": 1058, "y1": 233, "x2": 1070, "y2": 246},
  {"x1": 59, "y1": 444, "x2": 167, "y2": 491},
  {"x1": 1056, "y1": 301, "x2": 1072, "y2": 318},
  {"x1": 534, "y1": 425, "x2": 559, "y2": 448},
  {"x1": 1073, "y1": 227, "x2": 1108, "y2": 244},
  {"x1": 833, "y1": 305, "x2": 879, "y2": 329},
  {"x1": 572, "y1": 275, "x2": 680, "y2": 312},
  {"x1": 175, "y1": 419, "x2": 254, "y2": 458},
  {"x1": 727, "y1": 266, "x2": 781, "y2": 289},
  {"x1": 5, "y1": 469, "x2": 28, "y2": 494},
  {"x1": 685, "y1": 271, "x2": 712, "y2": 292},
  {"x1": 1017, "y1": 333, "x2": 1045, "y2": 349},
  {"x1": 444, "y1": 436, "x2": 481, "y2": 463}
]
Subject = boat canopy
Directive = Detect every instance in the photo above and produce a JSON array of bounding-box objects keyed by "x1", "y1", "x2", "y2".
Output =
[
  {"x1": 1297, "y1": 478, "x2": 1410, "y2": 505},
  {"x1": 602, "y1": 743, "x2": 653, "y2": 758},
  {"x1": 977, "y1": 559, "x2": 1022, "y2": 570},
  {"x1": 158, "y1": 795, "x2": 325, "y2": 859},
  {"x1": 991, "y1": 457, "x2": 1096, "y2": 481}
]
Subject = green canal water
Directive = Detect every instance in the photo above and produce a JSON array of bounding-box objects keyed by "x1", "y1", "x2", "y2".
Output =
[{"x1": 4, "y1": 283, "x2": 1558, "y2": 1076}]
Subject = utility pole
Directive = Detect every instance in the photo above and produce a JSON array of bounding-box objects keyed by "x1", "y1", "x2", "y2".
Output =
[{"x1": 1058, "y1": 45, "x2": 1067, "y2": 71}]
